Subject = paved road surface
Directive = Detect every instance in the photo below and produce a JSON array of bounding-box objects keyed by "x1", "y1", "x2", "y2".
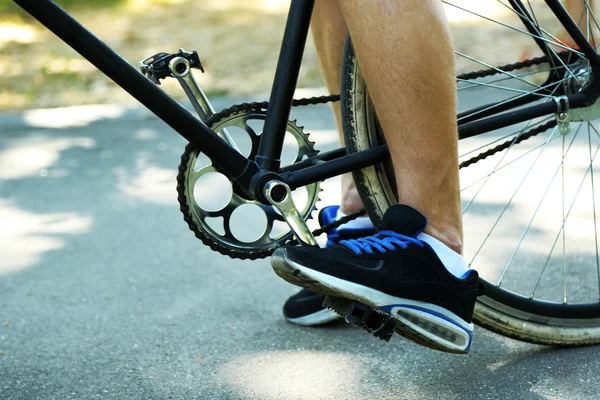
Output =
[{"x1": 1, "y1": 100, "x2": 599, "y2": 400}]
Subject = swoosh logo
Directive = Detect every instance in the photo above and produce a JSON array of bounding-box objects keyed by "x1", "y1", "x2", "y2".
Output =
[{"x1": 347, "y1": 259, "x2": 384, "y2": 271}]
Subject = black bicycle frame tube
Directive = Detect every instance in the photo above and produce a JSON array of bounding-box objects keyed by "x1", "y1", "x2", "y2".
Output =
[
  {"x1": 459, "y1": 92, "x2": 588, "y2": 138},
  {"x1": 12, "y1": 0, "x2": 260, "y2": 186},
  {"x1": 255, "y1": 0, "x2": 315, "y2": 171},
  {"x1": 281, "y1": 146, "x2": 390, "y2": 190},
  {"x1": 279, "y1": 147, "x2": 348, "y2": 173},
  {"x1": 545, "y1": 0, "x2": 600, "y2": 66}
]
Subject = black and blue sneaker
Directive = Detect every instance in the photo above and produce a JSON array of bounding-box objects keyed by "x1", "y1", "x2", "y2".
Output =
[
  {"x1": 273, "y1": 204, "x2": 480, "y2": 353},
  {"x1": 283, "y1": 205, "x2": 376, "y2": 326}
]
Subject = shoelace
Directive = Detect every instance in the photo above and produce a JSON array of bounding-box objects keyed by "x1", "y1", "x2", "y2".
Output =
[{"x1": 339, "y1": 230, "x2": 424, "y2": 255}]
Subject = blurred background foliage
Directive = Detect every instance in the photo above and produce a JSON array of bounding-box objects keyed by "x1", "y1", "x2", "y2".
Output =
[
  {"x1": 0, "y1": 0, "x2": 564, "y2": 111},
  {"x1": 0, "y1": 0, "x2": 324, "y2": 110}
]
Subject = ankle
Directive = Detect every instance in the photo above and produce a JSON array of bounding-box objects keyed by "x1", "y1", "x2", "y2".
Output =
[
  {"x1": 341, "y1": 174, "x2": 365, "y2": 214},
  {"x1": 340, "y1": 192, "x2": 364, "y2": 214},
  {"x1": 423, "y1": 226, "x2": 463, "y2": 255}
]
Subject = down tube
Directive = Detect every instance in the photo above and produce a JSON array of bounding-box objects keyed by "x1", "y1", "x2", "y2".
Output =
[{"x1": 11, "y1": 0, "x2": 260, "y2": 184}]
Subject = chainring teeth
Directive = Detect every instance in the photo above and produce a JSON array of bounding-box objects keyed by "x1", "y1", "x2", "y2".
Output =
[{"x1": 177, "y1": 107, "x2": 321, "y2": 260}]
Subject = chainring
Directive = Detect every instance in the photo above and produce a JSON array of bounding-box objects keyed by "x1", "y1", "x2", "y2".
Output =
[{"x1": 177, "y1": 109, "x2": 320, "y2": 260}]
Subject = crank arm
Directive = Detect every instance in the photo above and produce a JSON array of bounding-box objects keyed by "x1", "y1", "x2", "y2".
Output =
[
  {"x1": 168, "y1": 55, "x2": 215, "y2": 122},
  {"x1": 263, "y1": 180, "x2": 317, "y2": 247},
  {"x1": 168, "y1": 55, "x2": 240, "y2": 152},
  {"x1": 140, "y1": 49, "x2": 239, "y2": 151}
]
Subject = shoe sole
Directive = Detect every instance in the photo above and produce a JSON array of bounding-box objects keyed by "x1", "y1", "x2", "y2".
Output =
[
  {"x1": 286, "y1": 308, "x2": 342, "y2": 326},
  {"x1": 272, "y1": 248, "x2": 474, "y2": 354}
]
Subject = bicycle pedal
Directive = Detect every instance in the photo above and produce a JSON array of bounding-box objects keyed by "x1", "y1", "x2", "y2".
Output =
[
  {"x1": 140, "y1": 49, "x2": 204, "y2": 85},
  {"x1": 323, "y1": 295, "x2": 397, "y2": 342}
]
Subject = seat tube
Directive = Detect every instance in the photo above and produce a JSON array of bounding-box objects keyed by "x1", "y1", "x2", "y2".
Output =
[{"x1": 255, "y1": 0, "x2": 315, "y2": 171}]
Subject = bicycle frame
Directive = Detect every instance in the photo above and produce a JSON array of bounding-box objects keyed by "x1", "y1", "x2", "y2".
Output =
[{"x1": 11, "y1": 0, "x2": 600, "y2": 201}]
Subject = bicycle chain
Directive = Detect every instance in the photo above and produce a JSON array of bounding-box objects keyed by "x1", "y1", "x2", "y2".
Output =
[
  {"x1": 205, "y1": 94, "x2": 341, "y2": 127},
  {"x1": 179, "y1": 52, "x2": 567, "y2": 258},
  {"x1": 459, "y1": 120, "x2": 557, "y2": 169},
  {"x1": 456, "y1": 50, "x2": 570, "y2": 81}
]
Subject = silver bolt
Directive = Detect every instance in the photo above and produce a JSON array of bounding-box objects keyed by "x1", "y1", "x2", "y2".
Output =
[{"x1": 559, "y1": 112, "x2": 568, "y2": 120}]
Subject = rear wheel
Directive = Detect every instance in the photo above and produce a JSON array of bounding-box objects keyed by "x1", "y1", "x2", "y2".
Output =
[{"x1": 341, "y1": 1, "x2": 600, "y2": 345}]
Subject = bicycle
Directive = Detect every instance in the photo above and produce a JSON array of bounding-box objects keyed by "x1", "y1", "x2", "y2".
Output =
[{"x1": 12, "y1": 0, "x2": 600, "y2": 347}]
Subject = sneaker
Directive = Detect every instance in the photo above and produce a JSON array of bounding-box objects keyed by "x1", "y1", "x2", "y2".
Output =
[
  {"x1": 283, "y1": 205, "x2": 376, "y2": 326},
  {"x1": 272, "y1": 204, "x2": 480, "y2": 354}
]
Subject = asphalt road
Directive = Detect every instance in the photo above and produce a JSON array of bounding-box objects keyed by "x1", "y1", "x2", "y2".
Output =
[{"x1": 1, "y1": 99, "x2": 600, "y2": 400}]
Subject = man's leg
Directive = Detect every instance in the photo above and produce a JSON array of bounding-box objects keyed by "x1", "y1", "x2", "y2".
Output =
[
  {"x1": 273, "y1": 1, "x2": 478, "y2": 353},
  {"x1": 338, "y1": 0, "x2": 463, "y2": 254}
]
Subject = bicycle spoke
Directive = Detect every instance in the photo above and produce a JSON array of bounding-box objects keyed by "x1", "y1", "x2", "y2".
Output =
[
  {"x1": 469, "y1": 125, "x2": 560, "y2": 268},
  {"x1": 509, "y1": 0, "x2": 575, "y2": 51},
  {"x1": 588, "y1": 8, "x2": 598, "y2": 51},
  {"x1": 531, "y1": 138, "x2": 600, "y2": 299},
  {"x1": 585, "y1": 1, "x2": 600, "y2": 45},
  {"x1": 455, "y1": 51, "x2": 542, "y2": 90},
  {"x1": 496, "y1": 0, "x2": 535, "y2": 23},
  {"x1": 521, "y1": 0, "x2": 574, "y2": 58},
  {"x1": 461, "y1": 130, "x2": 563, "y2": 192},
  {"x1": 497, "y1": 122, "x2": 584, "y2": 286},
  {"x1": 584, "y1": 2, "x2": 590, "y2": 43},
  {"x1": 584, "y1": 1, "x2": 599, "y2": 51},
  {"x1": 590, "y1": 121, "x2": 600, "y2": 138},
  {"x1": 562, "y1": 128, "x2": 567, "y2": 303},
  {"x1": 544, "y1": 42, "x2": 579, "y2": 86},
  {"x1": 588, "y1": 123, "x2": 600, "y2": 301},
  {"x1": 459, "y1": 117, "x2": 553, "y2": 158},
  {"x1": 443, "y1": 1, "x2": 584, "y2": 55},
  {"x1": 455, "y1": 0, "x2": 582, "y2": 86},
  {"x1": 462, "y1": 119, "x2": 535, "y2": 214},
  {"x1": 525, "y1": 0, "x2": 539, "y2": 25},
  {"x1": 523, "y1": 0, "x2": 580, "y2": 82},
  {"x1": 515, "y1": 0, "x2": 580, "y2": 84},
  {"x1": 523, "y1": 0, "x2": 578, "y2": 54},
  {"x1": 457, "y1": 68, "x2": 555, "y2": 91},
  {"x1": 456, "y1": 77, "x2": 546, "y2": 96}
]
